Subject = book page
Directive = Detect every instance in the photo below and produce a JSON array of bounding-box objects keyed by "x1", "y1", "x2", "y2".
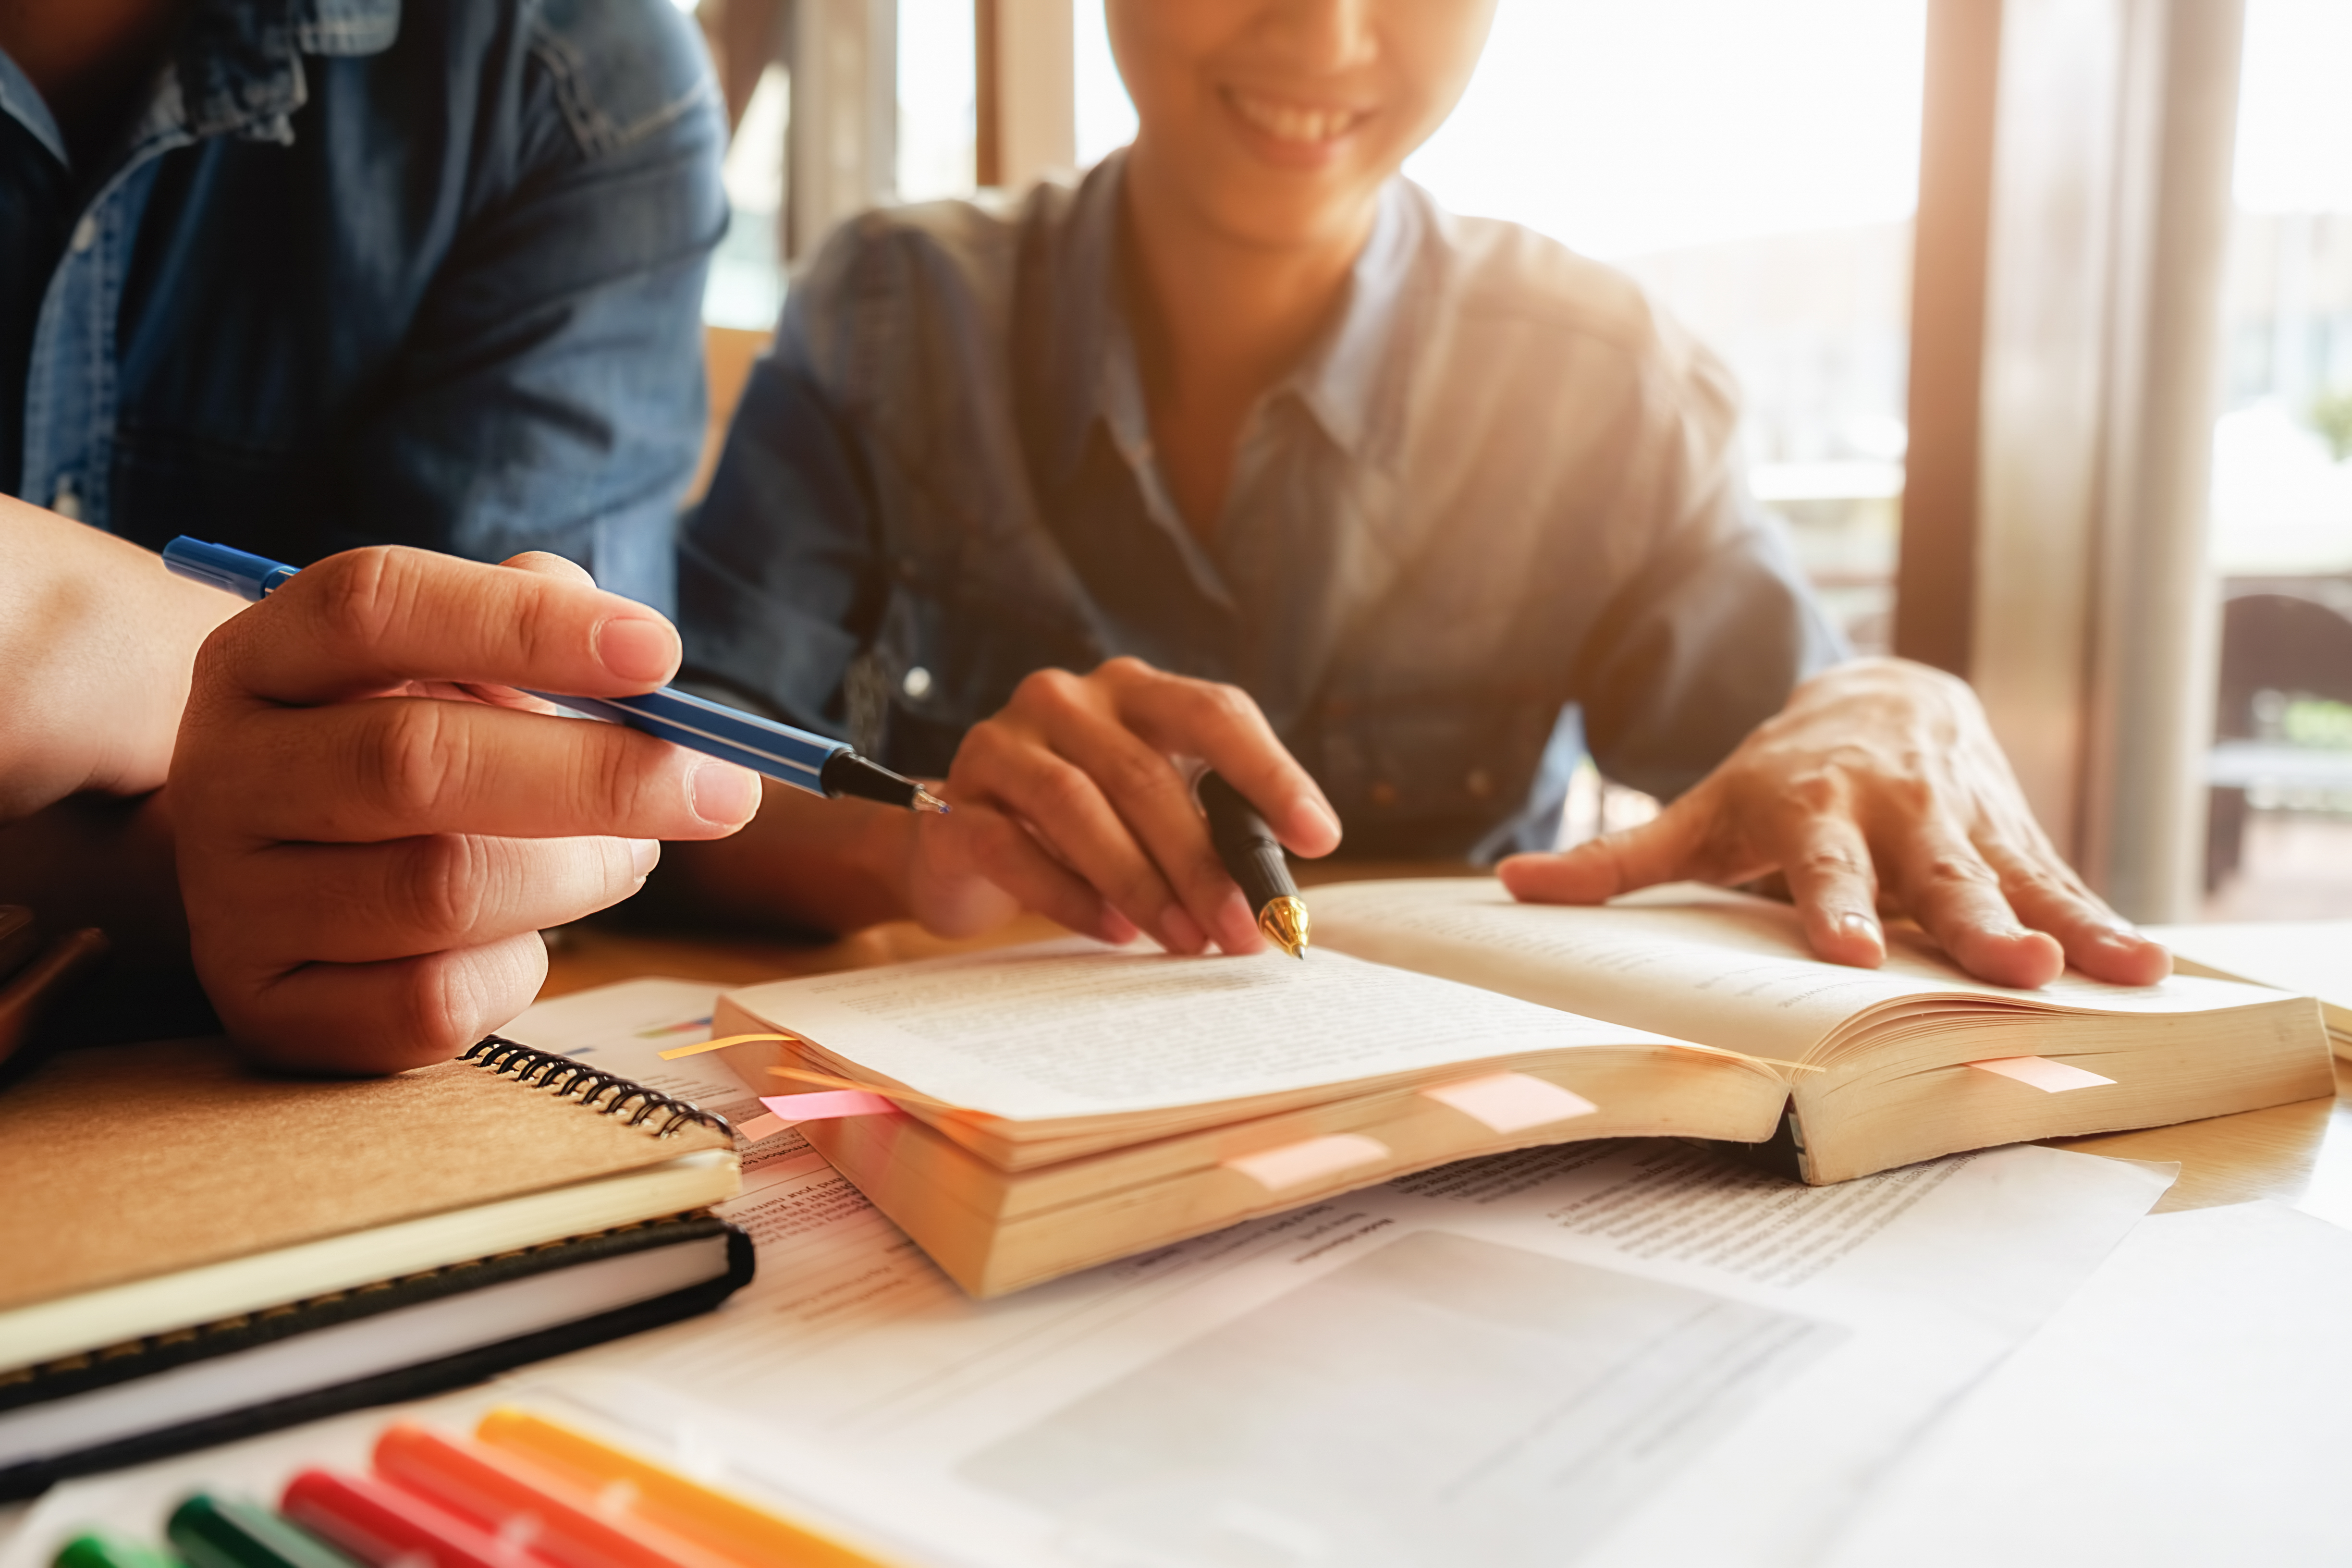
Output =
[
  {"x1": 725, "y1": 938, "x2": 1698, "y2": 1121},
  {"x1": 1311, "y1": 878, "x2": 2294, "y2": 1061}
]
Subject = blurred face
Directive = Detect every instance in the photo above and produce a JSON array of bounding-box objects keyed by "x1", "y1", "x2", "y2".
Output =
[{"x1": 1108, "y1": 0, "x2": 1499, "y2": 251}]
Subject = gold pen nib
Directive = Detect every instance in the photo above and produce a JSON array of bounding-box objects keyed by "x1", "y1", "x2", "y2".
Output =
[
  {"x1": 1258, "y1": 895, "x2": 1311, "y2": 959},
  {"x1": 912, "y1": 786, "x2": 950, "y2": 814}
]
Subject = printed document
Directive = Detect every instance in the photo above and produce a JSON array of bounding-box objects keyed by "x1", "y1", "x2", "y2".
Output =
[{"x1": 527, "y1": 982, "x2": 2174, "y2": 1568}]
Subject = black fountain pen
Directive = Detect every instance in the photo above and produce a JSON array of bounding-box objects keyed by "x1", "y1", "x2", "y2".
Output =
[{"x1": 1196, "y1": 771, "x2": 1311, "y2": 959}]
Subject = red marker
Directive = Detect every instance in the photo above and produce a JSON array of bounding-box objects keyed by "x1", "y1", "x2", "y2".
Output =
[
  {"x1": 371, "y1": 1423, "x2": 737, "y2": 1568},
  {"x1": 281, "y1": 1468, "x2": 558, "y2": 1568}
]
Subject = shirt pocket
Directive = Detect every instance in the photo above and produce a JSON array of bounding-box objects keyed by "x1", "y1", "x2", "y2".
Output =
[{"x1": 1304, "y1": 690, "x2": 1562, "y2": 860}]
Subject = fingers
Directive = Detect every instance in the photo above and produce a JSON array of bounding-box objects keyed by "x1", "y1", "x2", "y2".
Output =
[
  {"x1": 1777, "y1": 808, "x2": 1887, "y2": 968},
  {"x1": 216, "y1": 698, "x2": 760, "y2": 843},
  {"x1": 1099, "y1": 660, "x2": 1342, "y2": 858},
  {"x1": 223, "y1": 932, "x2": 553, "y2": 1076},
  {"x1": 1980, "y1": 840, "x2": 2172, "y2": 985},
  {"x1": 194, "y1": 545, "x2": 682, "y2": 711},
  {"x1": 1498, "y1": 796, "x2": 1711, "y2": 906},
  {"x1": 217, "y1": 834, "x2": 660, "y2": 965},
  {"x1": 920, "y1": 796, "x2": 1142, "y2": 947},
  {"x1": 935, "y1": 663, "x2": 1314, "y2": 953},
  {"x1": 1886, "y1": 815, "x2": 2065, "y2": 989},
  {"x1": 168, "y1": 545, "x2": 751, "y2": 1071}
]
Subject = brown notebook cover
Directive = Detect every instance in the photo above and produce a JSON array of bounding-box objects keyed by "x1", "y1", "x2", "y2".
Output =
[{"x1": 0, "y1": 1036, "x2": 735, "y2": 1313}]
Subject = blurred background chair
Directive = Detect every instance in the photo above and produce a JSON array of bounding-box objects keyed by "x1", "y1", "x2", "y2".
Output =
[{"x1": 2205, "y1": 591, "x2": 2352, "y2": 893}]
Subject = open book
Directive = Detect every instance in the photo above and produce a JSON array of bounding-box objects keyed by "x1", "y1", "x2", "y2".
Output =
[{"x1": 709, "y1": 880, "x2": 2332, "y2": 1296}]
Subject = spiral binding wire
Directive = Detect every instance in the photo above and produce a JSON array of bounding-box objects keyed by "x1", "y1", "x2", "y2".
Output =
[{"x1": 460, "y1": 1036, "x2": 735, "y2": 1139}]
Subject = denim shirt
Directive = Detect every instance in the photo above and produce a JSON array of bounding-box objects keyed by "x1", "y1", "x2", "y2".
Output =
[
  {"x1": 683, "y1": 154, "x2": 1845, "y2": 859},
  {"x1": 0, "y1": 0, "x2": 724, "y2": 608}
]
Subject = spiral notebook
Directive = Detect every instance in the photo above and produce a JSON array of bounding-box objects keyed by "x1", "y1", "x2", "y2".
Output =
[{"x1": 0, "y1": 1035, "x2": 750, "y2": 1494}]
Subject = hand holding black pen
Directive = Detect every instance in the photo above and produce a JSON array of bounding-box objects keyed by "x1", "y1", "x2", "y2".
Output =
[
  {"x1": 898, "y1": 658, "x2": 1341, "y2": 955},
  {"x1": 1196, "y1": 772, "x2": 1311, "y2": 958}
]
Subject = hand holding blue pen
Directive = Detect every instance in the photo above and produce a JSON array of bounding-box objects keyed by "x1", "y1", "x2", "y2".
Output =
[
  {"x1": 163, "y1": 539, "x2": 946, "y2": 815},
  {"x1": 164, "y1": 543, "x2": 787, "y2": 1070}
]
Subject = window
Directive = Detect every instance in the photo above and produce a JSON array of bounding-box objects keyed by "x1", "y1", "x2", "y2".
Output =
[{"x1": 2201, "y1": 0, "x2": 2352, "y2": 919}]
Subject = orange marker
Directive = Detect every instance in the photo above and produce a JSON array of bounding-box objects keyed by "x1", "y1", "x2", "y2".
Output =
[
  {"x1": 473, "y1": 1409, "x2": 896, "y2": 1568},
  {"x1": 373, "y1": 1424, "x2": 737, "y2": 1568}
]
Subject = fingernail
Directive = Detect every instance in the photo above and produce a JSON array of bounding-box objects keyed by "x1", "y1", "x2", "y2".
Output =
[
  {"x1": 629, "y1": 838, "x2": 661, "y2": 878},
  {"x1": 1297, "y1": 796, "x2": 1343, "y2": 844},
  {"x1": 1163, "y1": 906, "x2": 1207, "y2": 953},
  {"x1": 595, "y1": 616, "x2": 679, "y2": 684},
  {"x1": 690, "y1": 761, "x2": 760, "y2": 826},
  {"x1": 1840, "y1": 912, "x2": 1882, "y2": 945}
]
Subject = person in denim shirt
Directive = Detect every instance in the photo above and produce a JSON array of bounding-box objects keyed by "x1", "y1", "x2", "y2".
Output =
[
  {"x1": 672, "y1": 0, "x2": 2171, "y2": 993},
  {"x1": 0, "y1": 0, "x2": 764, "y2": 1066}
]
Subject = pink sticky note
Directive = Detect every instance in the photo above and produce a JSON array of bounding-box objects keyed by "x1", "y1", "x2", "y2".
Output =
[
  {"x1": 1421, "y1": 1072, "x2": 1599, "y2": 1133},
  {"x1": 735, "y1": 1112, "x2": 790, "y2": 1142},
  {"x1": 759, "y1": 1090, "x2": 900, "y2": 1122},
  {"x1": 1224, "y1": 1133, "x2": 1391, "y2": 1193},
  {"x1": 1967, "y1": 1056, "x2": 2116, "y2": 1092}
]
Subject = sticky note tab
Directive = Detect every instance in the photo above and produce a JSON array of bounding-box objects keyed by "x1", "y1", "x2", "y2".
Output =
[
  {"x1": 1421, "y1": 1072, "x2": 1599, "y2": 1133},
  {"x1": 1967, "y1": 1055, "x2": 2116, "y2": 1092},
  {"x1": 1224, "y1": 1134, "x2": 1390, "y2": 1193},
  {"x1": 735, "y1": 1112, "x2": 790, "y2": 1142},
  {"x1": 758, "y1": 1090, "x2": 899, "y2": 1123}
]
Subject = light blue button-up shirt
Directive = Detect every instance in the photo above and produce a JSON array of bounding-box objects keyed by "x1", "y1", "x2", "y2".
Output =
[{"x1": 683, "y1": 152, "x2": 1845, "y2": 859}]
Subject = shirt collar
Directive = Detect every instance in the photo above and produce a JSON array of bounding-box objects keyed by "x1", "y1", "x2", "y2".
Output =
[
  {"x1": 1043, "y1": 158, "x2": 1435, "y2": 497},
  {"x1": 171, "y1": 0, "x2": 400, "y2": 146},
  {"x1": 0, "y1": 46, "x2": 67, "y2": 165},
  {"x1": 1274, "y1": 180, "x2": 1429, "y2": 467}
]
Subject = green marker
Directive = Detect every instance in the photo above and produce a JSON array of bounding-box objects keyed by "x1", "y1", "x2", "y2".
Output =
[
  {"x1": 52, "y1": 1533, "x2": 182, "y2": 1568},
  {"x1": 165, "y1": 1496, "x2": 359, "y2": 1568}
]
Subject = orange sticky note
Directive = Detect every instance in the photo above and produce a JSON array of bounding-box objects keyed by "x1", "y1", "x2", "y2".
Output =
[
  {"x1": 1968, "y1": 1055, "x2": 2116, "y2": 1092},
  {"x1": 1224, "y1": 1134, "x2": 1390, "y2": 1193},
  {"x1": 759, "y1": 1090, "x2": 899, "y2": 1122},
  {"x1": 735, "y1": 1112, "x2": 790, "y2": 1142},
  {"x1": 1421, "y1": 1072, "x2": 1599, "y2": 1133}
]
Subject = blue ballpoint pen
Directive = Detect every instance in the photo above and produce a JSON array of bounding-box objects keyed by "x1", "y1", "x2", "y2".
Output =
[{"x1": 161, "y1": 537, "x2": 948, "y2": 814}]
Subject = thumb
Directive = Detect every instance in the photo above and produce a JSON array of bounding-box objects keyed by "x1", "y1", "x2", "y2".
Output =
[{"x1": 1497, "y1": 798, "x2": 1709, "y2": 906}]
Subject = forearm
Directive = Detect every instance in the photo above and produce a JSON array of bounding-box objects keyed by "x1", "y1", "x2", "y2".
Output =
[
  {"x1": 0, "y1": 498, "x2": 238, "y2": 819},
  {"x1": 653, "y1": 780, "x2": 919, "y2": 936}
]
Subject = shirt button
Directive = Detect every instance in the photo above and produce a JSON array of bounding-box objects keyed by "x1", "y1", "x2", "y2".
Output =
[
  {"x1": 1369, "y1": 780, "x2": 1398, "y2": 808},
  {"x1": 1465, "y1": 768, "x2": 1494, "y2": 799},
  {"x1": 902, "y1": 666, "x2": 933, "y2": 699},
  {"x1": 51, "y1": 479, "x2": 81, "y2": 521},
  {"x1": 70, "y1": 215, "x2": 97, "y2": 254}
]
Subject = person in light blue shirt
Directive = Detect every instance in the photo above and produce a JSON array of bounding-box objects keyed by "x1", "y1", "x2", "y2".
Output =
[{"x1": 670, "y1": 0, "x2": 2171, "y2": 993}]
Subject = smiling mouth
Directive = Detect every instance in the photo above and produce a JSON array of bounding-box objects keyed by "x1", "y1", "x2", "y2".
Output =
[{"x1": 1223, "y1": 88, "x2": 1372, "y2": 147}]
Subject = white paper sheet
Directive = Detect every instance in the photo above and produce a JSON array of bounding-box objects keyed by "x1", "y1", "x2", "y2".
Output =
[
  {"x1": 1816, "y1": 1200, "x2": 2352, "y2": 1568},
  {"x1": 1, "y1": 982, "x2": 2175, "y2": 1568}
]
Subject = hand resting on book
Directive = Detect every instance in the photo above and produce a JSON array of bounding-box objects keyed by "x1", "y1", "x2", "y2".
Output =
[
  {"x1": 1498, "y1": 658, "x2": 2171, "y2": 990},
  {"x1": 170, "y1": 549, "x2": 763, "y2": 1070}
]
